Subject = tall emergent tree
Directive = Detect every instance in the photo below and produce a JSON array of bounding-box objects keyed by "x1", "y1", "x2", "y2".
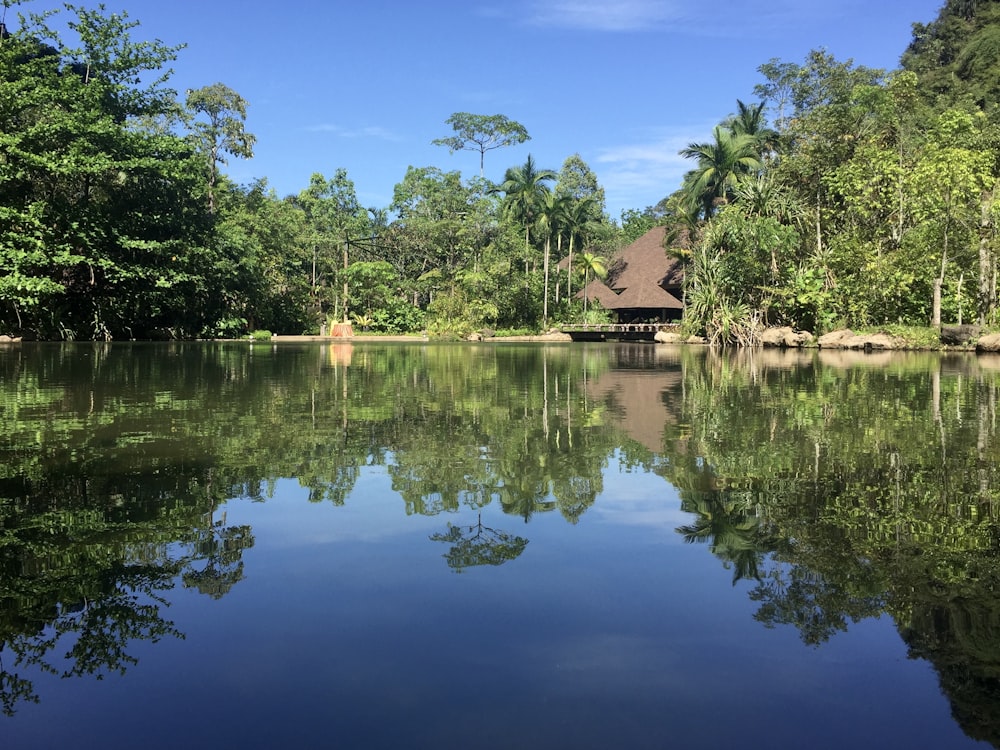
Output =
[
  {"x1": 185, "y1": 82, "x2": 255, "y2": 214},
  {"x1": 432, "y1": 112, "x2": 530, "y2": 178}
]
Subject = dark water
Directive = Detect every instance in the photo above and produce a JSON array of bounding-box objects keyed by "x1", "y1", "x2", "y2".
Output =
[{"x1": 1, "y1": 341, "x2": 999, "y2": 749}]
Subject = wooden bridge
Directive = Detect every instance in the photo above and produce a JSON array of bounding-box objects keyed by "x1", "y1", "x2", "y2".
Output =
[{"x1": 558, "y1": 323, "x2": 680, "y2": 342}]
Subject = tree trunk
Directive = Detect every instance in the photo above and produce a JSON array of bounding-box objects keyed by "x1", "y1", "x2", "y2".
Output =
[
  {"x1": 933, "y1": 223, "x2": 950, "y2": 328},
  {"x1": 567, "y1": 235, "x2": 575, "y2": 301},
  {"x1": 979, "y1": 189, "x2": 995, "y2": 326},
  {"x1": 542, "y1": 236, "x2": 550, "y2": 326},
  {"x1": 555, "y1": 234, "x2": 563, "y2": 304},
  {"x1": 815, "y1": 189, "x2": 823, "y2": 256},
  {"x1": 932, "y1": 278, "x2": 943, "y2": 328}
]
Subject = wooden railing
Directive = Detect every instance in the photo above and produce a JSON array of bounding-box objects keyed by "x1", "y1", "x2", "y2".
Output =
[{"x1": 558, "y1": 323, "x2": 680, "y2": 340}]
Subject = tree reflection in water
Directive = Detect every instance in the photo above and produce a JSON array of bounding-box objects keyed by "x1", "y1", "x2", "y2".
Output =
[
  {"x1": 4, "y1": 343, "x2": 1000, "y2": 746},
  {"x1": 430, "y1": 513, "x2": 528, "y2": 572}
]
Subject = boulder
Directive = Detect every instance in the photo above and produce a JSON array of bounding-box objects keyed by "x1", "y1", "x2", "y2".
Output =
[
  {"x1": 760, "y1": 326, "x2": 814, "y2": 348},
  {"x1": 535, "y1": 331, "x2": 573, "y2": 342},
  {"x1": 859, "y1": 333, "x2": 899, "y2": 350},
  {"x1": 466, "y1": 332, "x2": 483, "y2": 342},
  {"x1": 0, "y1": 335, "x2": 21, "y2": 343},
  {"x1": 785, "y1": 330, "x2": 815, "y2": 347},
  {"x1": 817, "y1": 329, "x2": 855, "y2": 348},
  {"x1": 654, "y1": 330, "x2": 684, "y2": 344},
  {"x1": 760, "y1": 326, "x2": 794, "y2": 347},
  {"x1": 940, "y1": 324, "x2": 980, "y2": 346},
  {"x1": 977, "y1": 333, "x2": 1000, "y2": 353},
  {"x1": 686, "y1": 335, "x2": 707, "y2": 345}
]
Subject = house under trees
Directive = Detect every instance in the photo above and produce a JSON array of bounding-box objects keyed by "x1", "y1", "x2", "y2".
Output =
[{"x1": 575, "y1": 227, "x2": 684, "y2": 323}]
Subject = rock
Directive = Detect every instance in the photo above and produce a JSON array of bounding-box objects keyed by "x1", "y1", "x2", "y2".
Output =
[
  {"x1": 819, "y1": 329, "x2": 901, "y2": 351},
  {"x1": 0, "y1": 335, "x2": 21, "y2": 343},
  {"x1": 785, "y1": 330, "x2": 815, "y2": 347},
  {"x1": 760, "y1": 326, "x2": 794, "y2": 347},
  {"x1": 860, "y1": 333, "x2": 899, "y2": 350},
  {"x1": 977, "y1": 333, "x2": 1000, "y2": 352},
  {"x1": 941, "y1": 324, "x2": 980, "y2": 346},
  {"x1": 654, "y1": 330, "x2": 684, "y2": 344},
  {"x1": 817, "y1": 329, "x2": 855, "y2": 348},
  {"x1": 479, "y1": 328, "x2": 495, "y2": 339},
  {"x1": 466, "y1": 332, "x2": 483, "y2": 342},
  {"x1": 761, "y1": 327, "x2": 815, "y2": 348},
  {"x1": 686, "y1": 335, "x2": 707, "y2": 345},
  {"x1": 536, "y1": 331, "x2": 573, "y2": 342}
]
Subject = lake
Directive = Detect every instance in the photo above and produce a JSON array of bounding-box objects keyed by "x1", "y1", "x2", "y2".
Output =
[{"x1": 1, "y1": 341, "x2": 998, "y2": 749}]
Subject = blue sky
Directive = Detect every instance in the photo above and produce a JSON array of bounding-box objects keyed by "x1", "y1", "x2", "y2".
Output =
[{"x1": 23, "y1": 0, "x2": 944, "y2": 218}]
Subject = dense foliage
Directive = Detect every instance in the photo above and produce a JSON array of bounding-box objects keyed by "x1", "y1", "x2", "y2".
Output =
[
  {"x1": 664, "y1": 0, "x2": 1000, "y2": 342},
  {"x1": 5, "y1": 1, "x2": 1000, "y2": 340},
  {"x1": 0, "y1": 3, "x2": 618, "y2": 340}
]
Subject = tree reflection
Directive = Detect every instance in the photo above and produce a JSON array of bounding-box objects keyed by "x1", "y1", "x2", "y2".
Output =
[
  {"x1": 0, "y1": 468, "x2": 256, "y2": 714},
  {"x1": 430, "y1": 514, "x2": 528, "y2": 572},
  {"x1": 676, "y1": 492, "x2": 769, "y2": 584},
  {"x1": 9, "y1": 341, "x2": 1000, "y2": 745},
  {"x1": 658, "y1": 350, "x2": 1000, "y2": 746},
  {"x1": 182, "y1": 511, "x2": 255, "y2": 599}
]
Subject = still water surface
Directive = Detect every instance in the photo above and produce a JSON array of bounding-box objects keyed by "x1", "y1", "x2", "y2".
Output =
[{"x1": 1, "y1": 342, "x2": 998, "y2": 748}]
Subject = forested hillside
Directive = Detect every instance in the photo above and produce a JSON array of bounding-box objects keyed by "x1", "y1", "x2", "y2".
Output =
[{"x1": 1, "y1": 0, "x2": 997, "y2": 341}]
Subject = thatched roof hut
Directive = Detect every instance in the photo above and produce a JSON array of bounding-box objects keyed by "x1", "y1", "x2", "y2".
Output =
[
  {"x1": 605, "y1": 283, "x2": 683, "y2": 311},
  {"x1": 606, "y1": 226, "x2": 683, "y2": 292},
  {"x1": 571, "y1": 227, "x2": 685, "y2": 322},
  {"x1": 575, "y1": 279, "x2": 620, "y2": 309}
]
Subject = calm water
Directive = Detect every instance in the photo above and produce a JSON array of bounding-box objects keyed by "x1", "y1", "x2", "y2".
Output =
[{"x1": 1, "y1": 341, "x2": 999, "y2": 749}]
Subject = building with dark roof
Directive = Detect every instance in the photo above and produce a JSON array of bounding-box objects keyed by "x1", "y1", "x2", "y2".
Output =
[{"x1": 574, "y1": 226, "x2": 684, "y2": 323}]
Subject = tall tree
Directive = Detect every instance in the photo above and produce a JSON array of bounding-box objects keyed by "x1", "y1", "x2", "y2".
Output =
[
  {"x1": 556, "y1": 153, "x2": 606, "y2": 217},
  {"x1": 295, "y1": 170, "x2": 367, "y2": 324},
  {"x1": 496, "y1": 154, "x2": 556, "y2": 282},
  {"x1": 562, "y1": 196, "x2": 598, "y2": 302},
  {"x1": 537, "y1": 191, "x2": 570, "y2": 326},
  {"x1": 0, "y1": 3, "x2": 209, "y2": 339},
  {"x1": 185, "y1": 83, "x2": 255, "y2": 214},
  {"x1": 432, "y1": 112, "x2": 530, "y2": 178},
  {"x1": 679, "y1": 126, "x2": 763, "y2": 219}
]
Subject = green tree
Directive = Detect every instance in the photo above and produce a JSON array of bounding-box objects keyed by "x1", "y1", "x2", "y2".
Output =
[
  {"x1": 556, "y1": 153, "x2": 607, "y2": 217},
  {"x1": 577, "y1": 251, "x2": 607, "y2": 316},
  {"x1": 432, "y1": 112, "x2": 530, "y2": 178},
  {"x1": 909, "y1": 109, "x2": 994, "y2": 326},
  {"x1": 0, "y1": 3, "x2": 210, "y2": 339},
  {"x1": 679, "y1": 126, "x2": 763, "y2": 219},
  {"x1": 185, "y1": 82, "x2": 255, "y2": 215},
  {"x1": 496, "y1": 154, "x2": 556, "y2": 289},
  {"x1": 562, "y1": 195, "x2": 599, "y2": 302},
  {"x1": 537, "y1": 191, "x2": 570, "y2": 325},
  {"x1": 295, "y1": 170, "x2": 368, "y2": 325}
]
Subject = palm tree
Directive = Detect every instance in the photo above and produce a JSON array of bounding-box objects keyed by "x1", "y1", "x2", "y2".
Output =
[
  {"x1": 496, "y1": 154, "x2": 556, "y2": 278},
  {"x1": 577, "y1": 251, "x2": 607, "y2": 317},
  {"x1": 680, "y1": 126, "x2": 763, "y2": 219},
  {"x1": 724, "y1": 99, "x2": 779, "y2": 157},
  {"x1": 537, "y1": 191, "x2": 571, "y2": 326},
  {"x1": 562, "y1": 195, "x2": 598, "y2": 302}
]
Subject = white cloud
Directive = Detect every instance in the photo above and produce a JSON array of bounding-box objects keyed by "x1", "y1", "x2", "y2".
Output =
[
  {"x1": 304, "y1": 123, "x2": 403, "y2": 142},
  {"x1": 526, "y1": 0, "x2": 681, "y2": 31},
  {"x1": 594, "y1": 124, "x2": 714, "y2": 213},
  {"x1": 522, "y1": 0, "x2": 843, "y2": 36}
]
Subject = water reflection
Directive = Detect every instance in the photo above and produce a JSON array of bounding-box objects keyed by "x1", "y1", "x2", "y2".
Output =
[
  {"x1": 1, "y1": 342, "x2": 1000, "y2": 746},
  {"x1": 657, "y1": 347, "x2": 1000, "y2": 747},
  {"x1": 430, "y1": 514, "x2": 529, "y2": 572}
]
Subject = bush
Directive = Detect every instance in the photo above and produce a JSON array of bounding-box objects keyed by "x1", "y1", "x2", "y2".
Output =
[{"x1": 250, "y1": 330, "x2": 273, "y2": 341}]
